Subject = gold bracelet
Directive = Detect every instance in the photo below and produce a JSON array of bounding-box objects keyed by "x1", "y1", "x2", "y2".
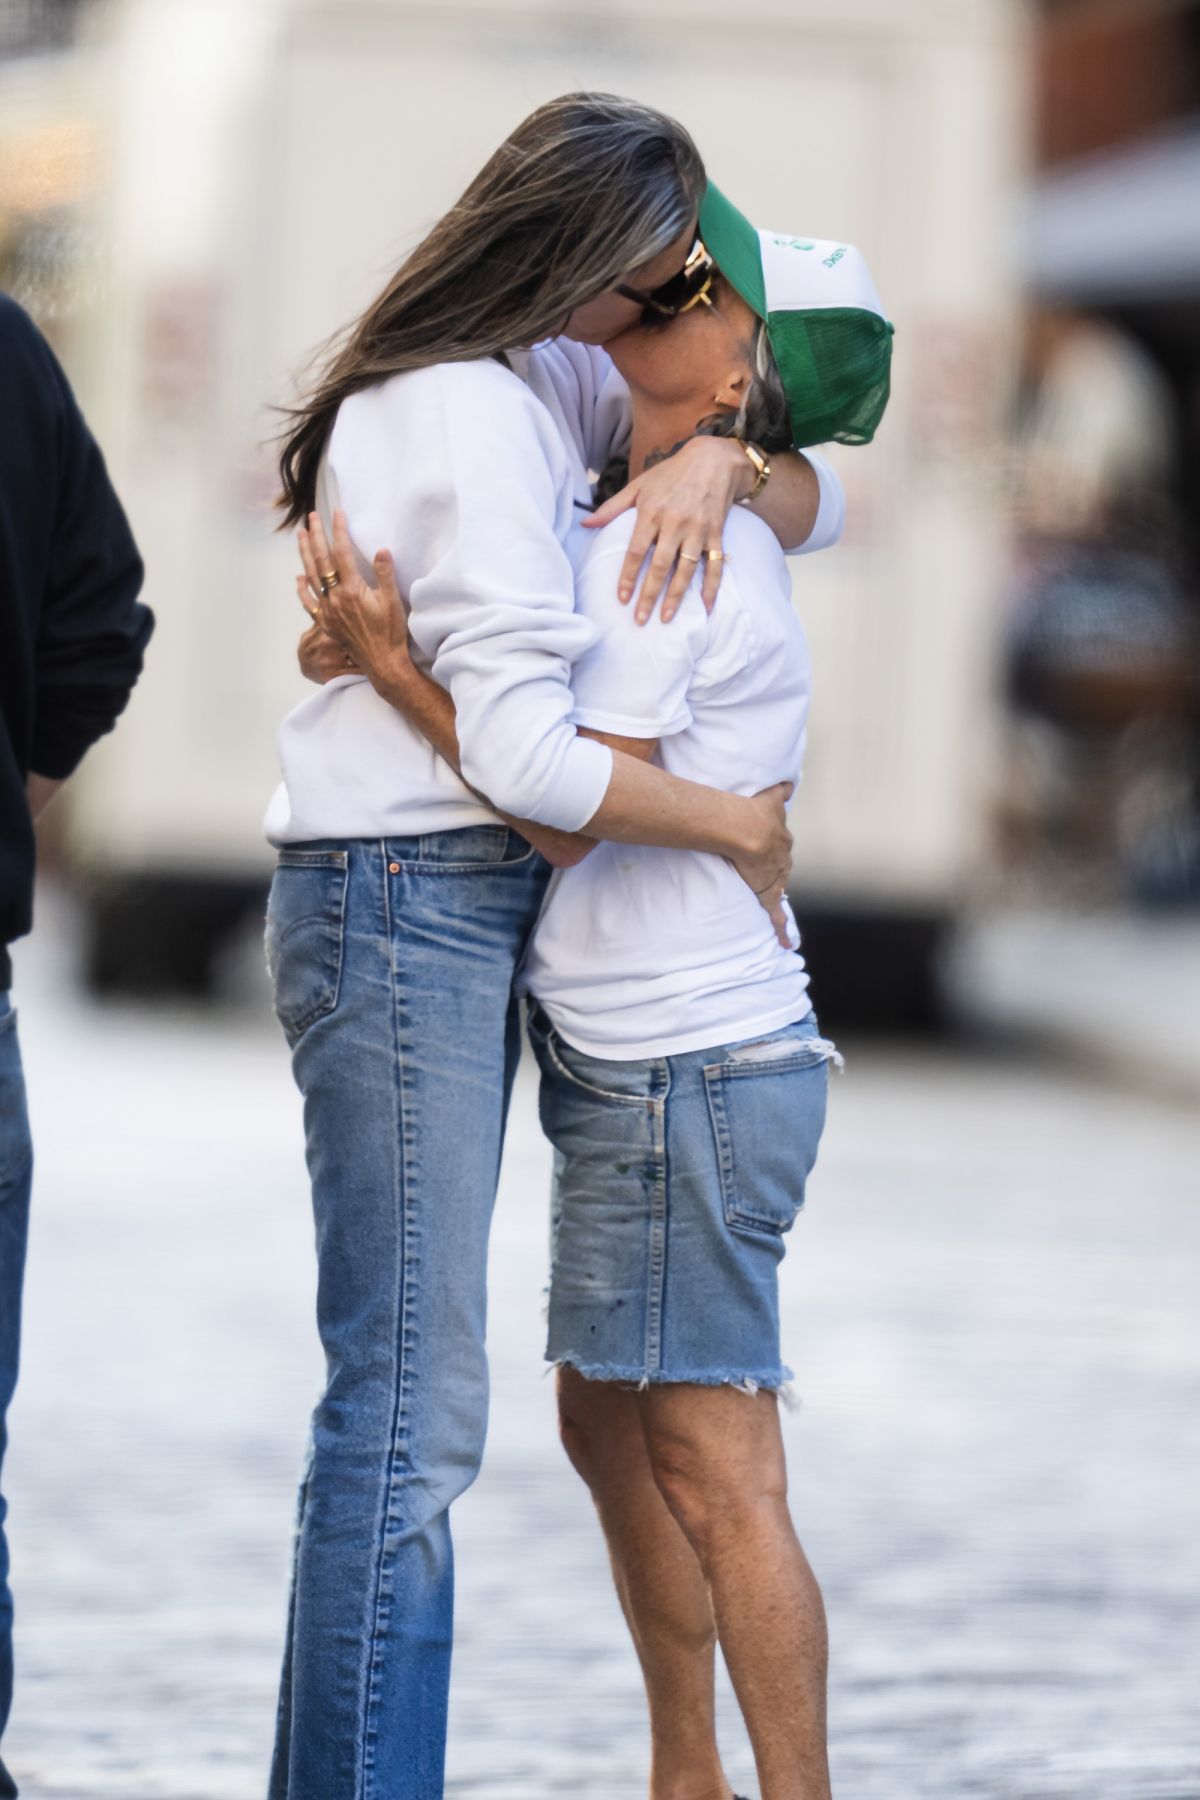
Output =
[{"x1": 738, "y1": 440, "x2": 771, "y2": 505}]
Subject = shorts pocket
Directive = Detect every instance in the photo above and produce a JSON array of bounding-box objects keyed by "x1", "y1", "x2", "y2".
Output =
[
  {"x1": 703, "y1": 1045, "x2": 831, "y2": 1239},
  {"x1": 527, "y1": 1007, "x2": 656, "y2": 1106},
  {"x1": 265, "y1": 849, "x2": 349, "y2": 1045}
]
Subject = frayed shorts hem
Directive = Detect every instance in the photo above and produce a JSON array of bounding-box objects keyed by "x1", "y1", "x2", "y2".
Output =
[{"x1": 550, "y1": 1353, "x2": 794, "y2": 1394}]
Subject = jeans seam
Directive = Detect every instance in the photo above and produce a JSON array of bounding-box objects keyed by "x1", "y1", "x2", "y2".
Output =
[
  {"x1": 643, "y1": 1064, "x2": 671, "y2": 1371},
  {"x1": 397, "y1": 852, "x2": 538, "y2": 873},
  {"x1": 359, "y1": 843, "x2": 415, "y2": 1800}
]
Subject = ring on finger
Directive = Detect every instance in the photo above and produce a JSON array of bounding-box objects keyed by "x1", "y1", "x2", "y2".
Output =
[
  {"x1": 677, "y1": 551, "x2": 702, "y2": 564},
  {"x1": 319, "y1": 568, "x2": 340, "y2": 591},
  {"x1": 704, "y1": 550, "x2": 728, "y2": 564}
]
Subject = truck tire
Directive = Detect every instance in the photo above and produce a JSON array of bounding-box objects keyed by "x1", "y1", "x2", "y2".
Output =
[
  {"x1": 83, "y1": 873, "x2": 269, "y2": 998},
  {"x1": 789, "y1": 902, "x2": 951, "y2": 1032}
]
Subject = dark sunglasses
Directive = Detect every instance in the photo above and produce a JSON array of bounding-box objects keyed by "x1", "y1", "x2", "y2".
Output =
[{"x1": 616, "y1": 239, "x2": 715, "y2": 321}]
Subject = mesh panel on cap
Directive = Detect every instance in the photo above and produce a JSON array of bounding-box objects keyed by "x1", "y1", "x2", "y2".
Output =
[{"x1": 770, "y1": 309, "x2": 894, "y2": 448}]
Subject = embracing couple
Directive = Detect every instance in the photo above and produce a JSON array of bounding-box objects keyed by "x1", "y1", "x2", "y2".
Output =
[{"x1": 264, "y1": 92, "x2": 891, "y2": 1800}]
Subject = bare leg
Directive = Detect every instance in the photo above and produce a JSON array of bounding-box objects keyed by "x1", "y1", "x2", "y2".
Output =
[
  {"x1": 557, "y1": 1367, "x2": 735, "y2": 1800},
  {"x1": 639, "y1": 1385, "x2": 831, "y2": 1800}
]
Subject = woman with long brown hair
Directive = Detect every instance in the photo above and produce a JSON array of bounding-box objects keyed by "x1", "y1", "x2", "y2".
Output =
[{"x1": 265, "y1": 93, "x2": 844, "y2": 1800}]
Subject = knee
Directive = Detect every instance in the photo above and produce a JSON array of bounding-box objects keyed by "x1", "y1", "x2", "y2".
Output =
[
  {"x1": 556, "y1": 1370, "x2": 640, "y2": 1493},
  {"x1": 558, "y1": 1406, "x2": 596, "y2": 1486},
  {"x1": 313, "y1": 1360, "x2": 490, "y2": 1530},
  {"x1": 647, "y1": 1429, "x2": 785, "y2": 1566},
  {"x1": 389, "y1": 1400, "x2": 490, "y2": 1540},
  {"x1": 644, "y1": 1434, "x2": 713, "y2": 1552}
]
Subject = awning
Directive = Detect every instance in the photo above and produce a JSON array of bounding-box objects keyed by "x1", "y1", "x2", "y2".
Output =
[{"x1": 1026, "y1": 122, "x2": 1200, "y2": 304}]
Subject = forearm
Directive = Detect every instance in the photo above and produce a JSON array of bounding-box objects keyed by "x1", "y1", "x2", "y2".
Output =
[
  {"x1": 371, "y1": 657, "x2": 596, "y2": 867},
  {"x1": 27, "y1": 772, "x2": 64, "y2": 820},
  {"x1": 373, "y1": 654, "x2": 748, "y2": 862},
  {"x1": 377, "y1": 656, "x2": 461, "y2": 773},
  {"x1": 582, "y1": 750, "x2": 751, "y2": 858},
  {"x1": 744, "y1": 448, "x2": 819, "y2": 549}
]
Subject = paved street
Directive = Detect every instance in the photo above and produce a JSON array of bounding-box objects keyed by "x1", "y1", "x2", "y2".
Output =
[{"x1": 3, "y1": 930, "x2": 1199, "y2": 1799}]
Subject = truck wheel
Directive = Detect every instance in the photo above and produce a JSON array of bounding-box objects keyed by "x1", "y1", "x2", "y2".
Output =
[
  {"x1": 83, "y1": 874, "x2": 268, "y2": 998},
  {"x1": 789, "y1": 904, "x2": 951, "y2": 1032}
]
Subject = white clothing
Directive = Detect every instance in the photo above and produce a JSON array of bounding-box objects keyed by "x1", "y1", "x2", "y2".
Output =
[
  {"x1": 264, "y1": 340, "x2": 844, "y2": 846},
  {"x1": 519, "y1": 506, "x2": 813, "y2": 1059}
]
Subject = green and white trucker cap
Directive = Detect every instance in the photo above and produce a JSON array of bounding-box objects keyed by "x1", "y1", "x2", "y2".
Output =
[{"x1": 699, "y1": 180, "x2": 894, "y2": 449}]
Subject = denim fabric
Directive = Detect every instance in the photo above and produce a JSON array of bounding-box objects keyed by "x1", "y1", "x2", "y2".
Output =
[
  {"x1": 265, "y1": 829, "x2": 549, "y2": 1800},
  {"x1": 529, "y1": 1007, "x2": 837, "y2": 1390},
  {"x1": 0, "y1": 995, "x2": 31, "y2": 1800}
]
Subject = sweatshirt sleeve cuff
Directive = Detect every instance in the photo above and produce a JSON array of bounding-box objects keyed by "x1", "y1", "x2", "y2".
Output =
[
  {"x1": 532, "y1": 734, "x2": 614, "y2": 831},
  {"x1": 28, "y1": 726, "x2": 94, "y2": 782}
]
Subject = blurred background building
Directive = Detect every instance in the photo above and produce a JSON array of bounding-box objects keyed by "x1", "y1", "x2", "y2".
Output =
[
  {"x1": 1013, "y1": 0, "x2": 1200, "y2": 916},
  {"x1": 3, "y1": 0, "x2": 1016, "y2": 1025},
  {"x1": 3, "y1": 7, "x2": 1199, "y2": 1797},
  {"x1": 4, "y1": 0, "x2": 1197, "y2": 1031},
  {"x1": 2, "y1": 0, "x2": 1198, "y2": 1035}
]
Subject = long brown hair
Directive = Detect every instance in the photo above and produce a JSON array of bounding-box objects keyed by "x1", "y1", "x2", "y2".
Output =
[{"x1": 277, "y1": 93, "x2": 706, "y2": 527}]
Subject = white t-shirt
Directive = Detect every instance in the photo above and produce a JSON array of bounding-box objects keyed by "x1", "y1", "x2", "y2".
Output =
[
  {"x1": 264, "y1": 340, "x2": 844, "y2": 846},
  {"x1": 519, "y1": 505, "x2": 813, "y2": 1059}
]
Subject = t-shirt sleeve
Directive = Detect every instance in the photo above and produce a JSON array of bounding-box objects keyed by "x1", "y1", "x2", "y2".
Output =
[
  {"x1": 786, "y1": 447, "x2": 845, "y2": 556},
  {"x1": 567, "y1": 524, "x2": 709, "y2": 739},
  {"x1": 324, "y1": 362, "x2": 613, "y2": 831}
]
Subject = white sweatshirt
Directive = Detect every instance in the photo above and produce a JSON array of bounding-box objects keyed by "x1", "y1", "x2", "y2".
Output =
[{"x1": 264, "y1": 340, "x2": 844, "y2": 845}]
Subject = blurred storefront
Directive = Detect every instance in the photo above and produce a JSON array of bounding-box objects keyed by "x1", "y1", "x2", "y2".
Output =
[
  {"x1": 3, "y1": 0, "x2": 1030, "y2": 1022},
  {"x1": 1002, "y1": 0, "x2": 1200, "y2": 908},
  {"x1": 0, "y1": 1, "x2": 95, "y2": 339},
  {"x1": 7, "y1": 0, "x2": 1199, "y2": 1039}
]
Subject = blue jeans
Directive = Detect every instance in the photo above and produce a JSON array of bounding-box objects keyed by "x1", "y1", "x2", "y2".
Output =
[
  {"x1": 265, "y1": 828, "x2": 549, "y2": 1800},
  {"x1": 0, "y1": 995, "x2": 32, "y2": 1800}
]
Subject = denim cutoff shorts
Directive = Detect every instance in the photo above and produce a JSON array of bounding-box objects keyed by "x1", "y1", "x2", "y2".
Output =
[{"x1": 527, "y1": 1005, "x2": 840, "y2": 1391}]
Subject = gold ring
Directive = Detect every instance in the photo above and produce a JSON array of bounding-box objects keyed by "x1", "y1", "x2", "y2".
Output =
[
  {"x1": 319, "y1": 569, "x2": 340, "y2": 591},
  {"x1": 678, "y1": 551, "x2": 701, "y2": 563},
  {"x1": 705, "y1": 550, "x2": 726, "y2": 563}
]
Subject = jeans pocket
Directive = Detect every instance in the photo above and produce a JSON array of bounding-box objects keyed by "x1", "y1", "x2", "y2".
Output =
[
  {"x1": 529, "y1": 1011, "x2": 657, "y2": 1106},
  {"x1": 703, "y1": 1045, "x2": 831, "y2": 1239},
  {"x1": 265, "y1": 850, "x2": 349, "y2": 1046},
  {"x1": 409, "y1": 825, "x2": 537, "y2": 870}
]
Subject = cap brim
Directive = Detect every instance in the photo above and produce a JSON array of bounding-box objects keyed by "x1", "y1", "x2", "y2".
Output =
[{"x1": 699, "y1": 182, "x2": 767, "y2": 319}]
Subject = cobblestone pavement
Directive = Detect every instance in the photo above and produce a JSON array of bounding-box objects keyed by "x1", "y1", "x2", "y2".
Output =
[{"x1": 3, "y1": 951, "x2": 1199, "y2": 1799}]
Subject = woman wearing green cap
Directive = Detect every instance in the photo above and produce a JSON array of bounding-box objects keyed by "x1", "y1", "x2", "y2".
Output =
[
  {"x1": 263, "y1": 92, "x2": 857, "y2": 1800},
  {"x1": 301, "y1": 186, "x2": 890, "y2": 1800}
]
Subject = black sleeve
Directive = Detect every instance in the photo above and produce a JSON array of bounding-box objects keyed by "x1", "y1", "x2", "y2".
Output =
[{"x1": 29, "y1": 334, "x2": 153, "y2": 781}]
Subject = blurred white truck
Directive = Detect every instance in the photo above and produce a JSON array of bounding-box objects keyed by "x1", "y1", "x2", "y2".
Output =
[{"x1": 56, "y1": 0, "x2": 1024, "y2": 1018}]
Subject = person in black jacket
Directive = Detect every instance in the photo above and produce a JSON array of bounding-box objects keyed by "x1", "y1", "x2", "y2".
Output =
[{"x1": 0, "y1": 292, "x2": 151, "y2": 1798}]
